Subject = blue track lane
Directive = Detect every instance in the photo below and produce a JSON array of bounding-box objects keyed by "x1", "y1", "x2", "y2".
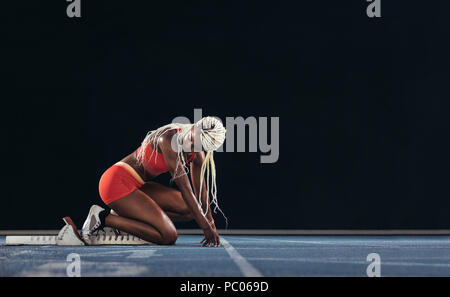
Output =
[{"x1": 1, "y1": 235, "x2": 450, "y2": 276}]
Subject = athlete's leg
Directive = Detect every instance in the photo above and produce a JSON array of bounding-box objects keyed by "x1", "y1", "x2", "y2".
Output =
[
  {"x1": 105, "y1": 188, "x2": 178, "y2": 245},
  {"x1": 139, "y1": 181, "x2": 194, "y2": 222}
]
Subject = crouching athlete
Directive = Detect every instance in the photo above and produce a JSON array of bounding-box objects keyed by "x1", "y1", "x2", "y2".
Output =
[{"x1": 82, "y1": 116, "x2": 226, "y2": 247}]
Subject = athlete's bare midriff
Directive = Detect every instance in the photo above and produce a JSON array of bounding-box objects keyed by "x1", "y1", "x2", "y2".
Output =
[{"x1": 118, "y1": 150, "x2": 155, "y2": 182}]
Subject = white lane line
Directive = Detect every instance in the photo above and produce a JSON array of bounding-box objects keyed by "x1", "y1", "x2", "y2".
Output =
[
  {"x1": 221, "y1": 237, "x2": 263, "y2": 277},
  {"x1": 126, "y1": 249, "x2": 160, "y2": 259}
]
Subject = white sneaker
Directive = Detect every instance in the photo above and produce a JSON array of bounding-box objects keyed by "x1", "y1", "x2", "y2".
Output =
[
  {"x1": 81, "y1": 205, "x2": 105, "y2": 240},
  {"x1": 56, "y1": 216, "x2": 85, "y2": 246}
]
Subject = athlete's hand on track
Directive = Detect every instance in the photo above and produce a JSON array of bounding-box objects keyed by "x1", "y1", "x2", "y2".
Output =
[{"x1": 200, "y1": 226, "x2": 220, "y2": 247}]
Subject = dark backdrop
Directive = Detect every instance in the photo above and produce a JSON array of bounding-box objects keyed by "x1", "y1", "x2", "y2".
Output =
[{"x1": 3, "y1": 1, "x2": 450, "y2": 230}]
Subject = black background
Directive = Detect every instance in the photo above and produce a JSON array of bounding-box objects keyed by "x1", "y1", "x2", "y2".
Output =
[{"x1": 2, "y1": 1, "x2": 449, "y2": 230}]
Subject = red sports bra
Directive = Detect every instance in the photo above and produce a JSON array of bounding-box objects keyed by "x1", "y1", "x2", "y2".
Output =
[{"x1": 136, "y1": 143, "x2": 196, "y2": 177}]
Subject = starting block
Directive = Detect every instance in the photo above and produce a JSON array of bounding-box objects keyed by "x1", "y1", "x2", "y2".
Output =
[{"x1": 6, "y1": 216, "x2": 153, "y2": 246}]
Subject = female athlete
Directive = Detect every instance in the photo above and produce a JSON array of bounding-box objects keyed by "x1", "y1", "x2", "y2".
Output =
[{"x1": 81, "y1": 116, "x2": 226, "y2": 247}]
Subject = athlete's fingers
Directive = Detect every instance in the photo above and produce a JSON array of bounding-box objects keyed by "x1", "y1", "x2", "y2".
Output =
[{"x1": 204, "y1": 239, "x2": 212, "y2": 247}]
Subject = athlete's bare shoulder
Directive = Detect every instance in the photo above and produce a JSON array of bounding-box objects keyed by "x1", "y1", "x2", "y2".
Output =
[{"x1": 157, "y1": 128, "x2": 177, "y2": 152}]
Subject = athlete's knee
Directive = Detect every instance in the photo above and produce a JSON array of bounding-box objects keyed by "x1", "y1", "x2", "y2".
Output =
[{"x1": 160, "y1": 228, "x2": 178, "y2": 245}]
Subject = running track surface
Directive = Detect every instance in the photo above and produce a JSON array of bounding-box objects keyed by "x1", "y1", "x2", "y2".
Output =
[{"x1": 1, "y1": 235, "x2": 450, "y2": 277}]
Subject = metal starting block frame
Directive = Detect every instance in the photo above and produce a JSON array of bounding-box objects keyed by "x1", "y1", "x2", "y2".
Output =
[{"x1": 6, "y1": 217, "x2": 153, "y2": 246}]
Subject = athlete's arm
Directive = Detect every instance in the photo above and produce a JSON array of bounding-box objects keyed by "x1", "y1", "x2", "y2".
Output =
[{"x1": 190, "y1": 152, "x2": 215, "y2": 229}]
